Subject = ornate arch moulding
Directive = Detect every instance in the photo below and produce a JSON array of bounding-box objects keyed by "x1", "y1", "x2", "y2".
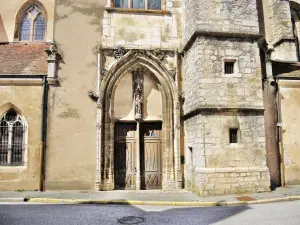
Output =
[{"x1": 98, "y1": 47, "x2": 181, "y2": 82}]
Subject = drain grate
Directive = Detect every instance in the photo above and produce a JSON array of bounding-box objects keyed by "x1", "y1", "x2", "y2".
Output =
[{"x1": 117, "y1": 216, "x2": 144, "y2": 224}]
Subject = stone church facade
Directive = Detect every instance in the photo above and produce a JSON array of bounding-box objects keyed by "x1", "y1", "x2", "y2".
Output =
[{"x1": 0, "y1": 0, "x2": 299, "y2": 196}]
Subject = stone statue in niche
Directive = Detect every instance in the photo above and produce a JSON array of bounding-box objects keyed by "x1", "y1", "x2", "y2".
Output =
[
  {"x1": 135, "y1": 93, "x2": 143, "y2": 116},
  {"x1": 133, "y1": 69, "x2": 144, "y2": 119}
]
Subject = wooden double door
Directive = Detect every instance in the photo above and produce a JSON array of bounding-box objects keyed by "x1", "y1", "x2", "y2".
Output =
[{"x1": 114, "y1": 122, "x2": 162, "y2": 190}]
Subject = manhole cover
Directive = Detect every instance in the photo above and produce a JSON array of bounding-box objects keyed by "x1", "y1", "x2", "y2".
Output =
[{"x1": 117, "y1": 216, "x2": 144, "y2": 224}]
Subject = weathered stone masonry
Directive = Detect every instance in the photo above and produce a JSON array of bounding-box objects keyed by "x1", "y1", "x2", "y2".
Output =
[{"x1": 182, "y1": 0, "x2": 270, "y2": 196}]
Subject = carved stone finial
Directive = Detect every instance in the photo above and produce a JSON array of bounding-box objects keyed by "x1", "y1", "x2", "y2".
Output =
[
  {"x1": 151, "y1": 49, "x2": 166, "y2": 62},
  {"x1": 114, "y1": 47, "x2": 128, "y2": 60},
  {"x1": 45, "y1": 42, "x2": 59, "y2": 60}
]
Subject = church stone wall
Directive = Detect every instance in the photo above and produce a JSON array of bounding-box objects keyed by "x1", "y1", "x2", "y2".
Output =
[
  {"x1": 102, "y1": 1, "x2": 182, "y2": 49},
  {"x1": 183, "y1": 0, "x2": 259, "y2": 44},
  {"x1": 0, "y1": 86, "x2": 43, "y2": 190},
  {"x1": 45, "y1": 0, "x2": 105, "y2": 190},
  {"x1": 183, "y1": 37, "x2": 263, "y2": 113},
  {"x1": 265, "y1": 0, "x2": 298, "y2": 61},
  {"x1": 279, "y1": 81, "x2": 300, "y2": 185},
  {"x1": 184, "y1": 112, "x2": 269, "y2": 196},
  {"x1": 182, "y1": 0, "x2": 270, "y2": 195}
]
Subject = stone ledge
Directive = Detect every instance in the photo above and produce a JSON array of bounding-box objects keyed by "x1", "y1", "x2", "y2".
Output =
[
  {"x1": 183, "y1": 30, "x2": 263, "y2": 52},
  {"x1": 105, "y1": 7, "x2": 171, "y2": 16},
  {"x1": 194, "y1": 167, "x2": 269, "y2": 174},
  {"x1": 183, "y1": 107, "x2": 265, "y2": 120}
]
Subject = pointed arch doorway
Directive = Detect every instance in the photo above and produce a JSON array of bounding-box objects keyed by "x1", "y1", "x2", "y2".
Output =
[{"x1": 97, "y1": 50, "x2": 182, "y2": 191}]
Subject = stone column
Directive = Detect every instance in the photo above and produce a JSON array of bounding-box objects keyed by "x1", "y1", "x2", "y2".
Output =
[
  {"x1": 95, "y1": 49, "x2": 103, "y2": 191},
  {"x1": 136, "y1": 121, "x2": 141, "y2": 190},
  {"x1": 174, "y1": 50, "x2": 183, "y2": 189},
  {"x1": 263, "y1": 47, "x2": 281, "y2": 188},
  {"x1": 174, "y1": 102, "x2": 182, "y2": 189},
  {"x1": 95, "y1": 102, "x2": 102, "y2": 190}
]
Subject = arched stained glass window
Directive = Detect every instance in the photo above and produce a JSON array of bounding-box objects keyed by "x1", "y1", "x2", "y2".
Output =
[
  {"x1": 34, "y1": 14, "x2": 46, "y2": 40},
  {"x1": 19, "y1": 14, "x2": 31, "y2": 41},
  {"x1": 17, "y1": 3, "x2": 46, "y2": 41}
]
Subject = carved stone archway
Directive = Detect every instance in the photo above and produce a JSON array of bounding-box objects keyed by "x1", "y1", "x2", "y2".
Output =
[{"x1": 95, "y1": 49, "x2": 182, "y2": 191}]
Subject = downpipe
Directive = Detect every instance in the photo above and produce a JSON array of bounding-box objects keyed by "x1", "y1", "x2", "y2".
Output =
[{"x1": 39, "y1": 76, "x2": 49, "y2": 191}]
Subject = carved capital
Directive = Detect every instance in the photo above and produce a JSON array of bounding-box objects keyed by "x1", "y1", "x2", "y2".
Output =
[{"x1": 114, "y1": 47, "x2": 128, "y2": 60}]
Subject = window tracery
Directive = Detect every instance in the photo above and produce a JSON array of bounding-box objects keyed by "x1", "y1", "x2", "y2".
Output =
[{"x1": 17, "y1": 2, "x2": 46, "y2": 41}]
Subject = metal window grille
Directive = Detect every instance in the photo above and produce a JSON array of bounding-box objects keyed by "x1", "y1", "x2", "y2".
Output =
[
  {"x1": 0, "y1": 110, "x2": 25, "y2": 166},
  {"x1": 114, "y1": 0, "x2": 161, "y2": 9},
  {"x1": 148, "y1": 0, "x2": 161, "y2": 10},
  {"x1": 19, "y1": 14, "x2": 31, "y2": 41},
  {"x1": 114, "y1": 0, "x2": 128, "y2": 8},
  {"x1": 33, "y1": 14, "x2": 46, "y2": 41},
  {"x1": 229, "y1": 128, "x2": 238, "y2": 144},
  {"x1": 132, "y1": 0, "x2": 145, "y2": 9},
  {"x1": 225, "y1": 62, "x2": 235, "y2": 74}
]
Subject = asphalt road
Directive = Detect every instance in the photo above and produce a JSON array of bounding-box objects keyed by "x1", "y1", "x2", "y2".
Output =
[{"x1": 0, "y1": 201, "x2": 300, "y2": 225}]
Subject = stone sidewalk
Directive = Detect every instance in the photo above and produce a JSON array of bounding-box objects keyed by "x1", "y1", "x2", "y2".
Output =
[{"x1": 1, "y1": 186, "x2": 300, "y2": 206}]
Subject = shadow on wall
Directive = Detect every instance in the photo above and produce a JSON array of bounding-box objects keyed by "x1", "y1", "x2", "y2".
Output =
[{"x1": 0, "y1": 14, "x2": 8, "y2": 42}]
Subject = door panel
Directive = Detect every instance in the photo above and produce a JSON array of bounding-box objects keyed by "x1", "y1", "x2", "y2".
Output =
[
  {"x1": 141, "y1": 123, "x2": 162, "y2": 189},
  {"x1": 114, "y1": 123, "x2": 136, "y2": 190}
]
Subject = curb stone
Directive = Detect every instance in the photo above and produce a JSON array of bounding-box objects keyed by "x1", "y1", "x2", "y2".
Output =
[
  {"x1": 1, "y1": 196, "x2": 300, "y2": 206},
  {"x1": 0, "y1": 198, "x2": 25, "y2": 202},
  {"x1": 23, "y1": 196, "x2": 300, "y2": 206}
]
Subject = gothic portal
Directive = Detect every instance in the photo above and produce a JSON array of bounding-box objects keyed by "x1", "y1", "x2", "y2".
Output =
[{"x1": 95, "y1": 50, "x2": 182, "y2": 191}]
